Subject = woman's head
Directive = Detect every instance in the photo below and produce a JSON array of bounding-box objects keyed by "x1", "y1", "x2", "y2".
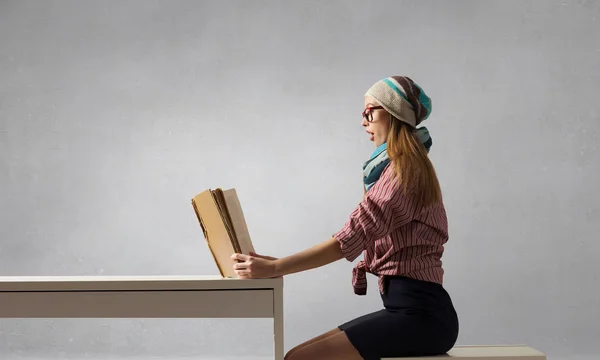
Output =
[
  {"x1": 361, "y1": 95, "x2": 392, "y2": 147},
  {"x1": 361, "y1": 76, "x2": 432, "y2": 144},
  {"x1": 362, "y1": 76, "x2": 442, "y2": 207}
]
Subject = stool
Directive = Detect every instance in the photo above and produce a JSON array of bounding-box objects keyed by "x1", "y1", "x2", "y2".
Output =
[{"x1": 382, "y1": 345, "x2": 546, "y2": 359}]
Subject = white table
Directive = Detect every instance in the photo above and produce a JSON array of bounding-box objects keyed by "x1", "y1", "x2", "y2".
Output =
[{"x1": 0, "y1": 275, "x2": 284, "y2": 360}]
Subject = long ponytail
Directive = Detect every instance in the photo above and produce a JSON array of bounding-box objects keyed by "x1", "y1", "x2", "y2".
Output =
[{"x1": 386, "y1": 116, "x2": 442, "y2": 208}]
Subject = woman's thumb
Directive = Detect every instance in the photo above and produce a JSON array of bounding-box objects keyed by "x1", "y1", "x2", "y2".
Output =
[{"x1": 250, "y1": 251, "x2": 270, "y2": 259}]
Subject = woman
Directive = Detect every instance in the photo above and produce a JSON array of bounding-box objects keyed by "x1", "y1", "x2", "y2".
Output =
[{"x1": 231, "y1": 76, "x2": 459, "y2": 360}]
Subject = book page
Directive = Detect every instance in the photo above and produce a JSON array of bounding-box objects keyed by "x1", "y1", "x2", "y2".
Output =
[
  {"x1": 211, "y1": 188, "x2": 242, "y2": 254},
  {"x1": 222, "y1": 188, "x2": 255, "y2": 255}
]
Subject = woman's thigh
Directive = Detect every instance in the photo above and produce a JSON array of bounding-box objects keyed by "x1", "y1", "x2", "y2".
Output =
[
  {"x1": 341, "y1": 308, "x2": 456, "y2": 359},
  {"x1": 285, "y1": 329, "x2": 363, "y2": 360}
]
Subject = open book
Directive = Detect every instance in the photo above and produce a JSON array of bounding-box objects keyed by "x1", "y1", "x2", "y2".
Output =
[{"x1": 191, "y1": 188, "x2": 255, "y2": 278}]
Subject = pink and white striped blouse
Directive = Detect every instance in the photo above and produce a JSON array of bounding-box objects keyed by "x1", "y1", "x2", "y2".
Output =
[{"x1": 333, "y1": 163, "x2": 448, "y2": 295}]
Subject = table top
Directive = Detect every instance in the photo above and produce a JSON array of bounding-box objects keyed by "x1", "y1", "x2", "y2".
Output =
[{"x1": 0, "y1": 275, "x2": 283, "y2": 291}]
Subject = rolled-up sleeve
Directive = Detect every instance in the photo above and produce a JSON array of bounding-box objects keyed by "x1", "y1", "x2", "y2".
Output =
[{"x1": 333, "y1": 165, "x2": 418, "y2": 262}]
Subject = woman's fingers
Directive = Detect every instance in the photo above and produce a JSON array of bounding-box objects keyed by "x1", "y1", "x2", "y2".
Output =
[
  {"x1": 231, "y1": 253, "x2": 249, "y2": 262},
  {"x1": 231, "y1": 253, "x2": 252, "y2": 271},
  {"x1": 234, "y1": 262, "x2": 247, "y2": 269},
  {"x1": 235, "y1": 269, "x2": 251, "y2": 278}
]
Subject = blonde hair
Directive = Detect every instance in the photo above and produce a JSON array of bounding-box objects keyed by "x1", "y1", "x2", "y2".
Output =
[{"x1": 386, "y1": 116, "x2": 442, "y2": 208}]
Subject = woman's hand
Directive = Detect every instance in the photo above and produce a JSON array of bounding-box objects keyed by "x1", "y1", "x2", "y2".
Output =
[{"x1": 231, "y1": 252, "x2": 280, "y2": 279}]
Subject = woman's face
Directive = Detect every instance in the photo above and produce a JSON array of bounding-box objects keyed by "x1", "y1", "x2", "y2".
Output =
[{"x1": 362, "y1": 95, "x2": 391, "y2": 147}]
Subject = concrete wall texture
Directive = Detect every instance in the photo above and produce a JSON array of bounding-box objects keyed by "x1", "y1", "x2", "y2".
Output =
[{"x1": 1, "y1": 0, "x2": 598, "y2": 359}]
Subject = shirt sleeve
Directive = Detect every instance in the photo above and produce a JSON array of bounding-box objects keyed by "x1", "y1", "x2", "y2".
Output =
[{"x1": 333, "y1": 165, "x2": 419, "y2": 262}]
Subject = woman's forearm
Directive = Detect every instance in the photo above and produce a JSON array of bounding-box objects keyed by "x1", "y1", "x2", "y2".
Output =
[{"x1": 273, "y1": 237, "x2": 345, "y2": 277}]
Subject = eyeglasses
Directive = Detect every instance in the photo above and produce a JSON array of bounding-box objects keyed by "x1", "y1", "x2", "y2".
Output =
[{"x1": 362, "y1": 106, "x2": 384, "y2": 122}]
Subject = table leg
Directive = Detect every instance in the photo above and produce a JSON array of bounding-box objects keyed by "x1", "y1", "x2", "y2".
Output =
[{"x1": 273, "y1": 286, "x2": 284, "y2": 360}]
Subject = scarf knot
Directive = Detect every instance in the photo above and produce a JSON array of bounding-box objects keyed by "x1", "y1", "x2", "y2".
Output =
[{"x1": 362, "y1": 128, "x2": 431, "y2": 191}]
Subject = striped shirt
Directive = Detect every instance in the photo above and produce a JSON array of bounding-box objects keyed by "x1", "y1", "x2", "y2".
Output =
[{"x1": 333, "y1": 163, "x2": 448, "y2": 295}]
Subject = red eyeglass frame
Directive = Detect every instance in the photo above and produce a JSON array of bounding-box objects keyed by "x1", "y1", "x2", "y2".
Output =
[{"x1": 362, "y1": 106, "x2": 384, "y2": 122}]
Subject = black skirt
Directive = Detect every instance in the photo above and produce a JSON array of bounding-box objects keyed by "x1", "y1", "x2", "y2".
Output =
[{"x1": 338, "y1": 275, "x2": 459, "y2": 360}]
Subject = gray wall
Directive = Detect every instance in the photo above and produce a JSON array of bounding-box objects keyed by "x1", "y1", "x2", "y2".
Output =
[{"x1": 1, "y1": 0, "x2": 598, "y2": 359}]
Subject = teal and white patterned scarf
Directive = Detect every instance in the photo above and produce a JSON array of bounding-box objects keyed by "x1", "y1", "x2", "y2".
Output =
[{"x1": 362, "y1": 127, "x2": 432, "y2": 191}]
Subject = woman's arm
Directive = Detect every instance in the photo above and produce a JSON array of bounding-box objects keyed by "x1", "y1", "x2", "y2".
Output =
[{"x1": 272, "y1": 237, "x2": 345, "y2": 277}]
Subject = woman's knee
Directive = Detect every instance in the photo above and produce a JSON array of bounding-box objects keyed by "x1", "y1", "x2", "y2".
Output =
[
  {"x1": 284, "y1": 330, "x2": 363, "y2": 360},
  {"x1": 284, "y1": 328, "x2": 342, "y2": 360},
  {"x1": 284, "y1": 348, "x2": 309, "y2": 360}
]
